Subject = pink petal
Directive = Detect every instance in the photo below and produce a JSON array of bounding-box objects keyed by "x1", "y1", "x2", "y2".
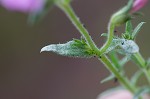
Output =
[
  {"x1": 98, "y1": 90, "x2": 133, "y2": 99},
  {"x1": 97, "y1": 90, "x2": 150, "y2": 99},
  {"x1": 0, "y1": 0, "x2": 45, "y2": 13},
  {"x1": 132, "y1": 0, "x2": 148, "y2": 12}
]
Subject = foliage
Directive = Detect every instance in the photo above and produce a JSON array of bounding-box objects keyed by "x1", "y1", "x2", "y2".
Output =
[{"x1": 1, "y1": 0, "x2": 149, "y2": 98}]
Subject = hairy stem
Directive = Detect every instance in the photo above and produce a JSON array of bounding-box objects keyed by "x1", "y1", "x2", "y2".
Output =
[
  {"x1": 100, "y1": 55, "x2": 137, "y2": 93},
  {"x1": 57, "y1": 4, "x2": 100, "y2": 55},
  {"x1": 57, "y1": 2, "x2": 138, "y2": 96},
  {"x1": 100, "y1": 22, "x2": 115, "y2": 54}
]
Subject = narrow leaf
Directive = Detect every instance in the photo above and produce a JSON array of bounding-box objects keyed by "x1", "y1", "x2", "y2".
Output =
[
  {"x1": 62, "y1": 0, "x2": 71, "y2": 4},
  {"x1": 131, "y1": 54, "x2": 143, "y2": 67},
  {"x1": 146, "y1": 58, "x2": 150, "y2": 66},
  {"x1": 109, "y1": 51, "x2": 120, "y2": 69},
  {"x1": 126, "y1": 20, "x2": 133, "y2": 34},
  {"x1": 101, "y1": 74, "x2": 115, "y2": 83},
  {"x1": 28, "y1": 0, "x2": 55, "y2": 24},
  {"x1": 131, "y1": 70, "x2": 143, "y2": 86},
  {"x1": 134, "y1": 86, "x2": 150, "y2": 99},
  {"x1": 132, "y1": 12, "x2": 144, "y2": 16},
  {"x1": 41, "y1": 39, "x2": 95, "y2": 58},
  {"x1": 101, "y1": 33, "x2": 108, "y2": 37},
  {"x1": 132, "y1": 22, "x2": 145, "y2": 39},
  {"x1": 119, "y1": 56, "x2": 130, "y2": 67}
]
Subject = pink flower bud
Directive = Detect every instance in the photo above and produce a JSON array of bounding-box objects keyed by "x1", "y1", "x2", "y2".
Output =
[
  {"x1": 132, "y1": 0, "x2": 148, "y2": 12},
  {"x1": 0, "y1": 0, "x2": 45, "y2": 13}
]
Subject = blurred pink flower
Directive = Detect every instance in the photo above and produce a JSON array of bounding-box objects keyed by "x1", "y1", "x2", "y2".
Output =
[
  {"x1": 97, "y1": 90, "x2": 150, "y2": 99},
  {"x1": 132, "y1": 0, "x2": 148, "y2": 12},
  {"x1": 98, "y1": 90, "x2": 133, "y2": 99},
  {"x1": 0, "y1": 0, "x2": 45, "y2": 13}
]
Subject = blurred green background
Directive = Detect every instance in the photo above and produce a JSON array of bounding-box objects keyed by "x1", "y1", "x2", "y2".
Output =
[{"x1": 0, "y1": 0, "x2": 150, "y2": 99}]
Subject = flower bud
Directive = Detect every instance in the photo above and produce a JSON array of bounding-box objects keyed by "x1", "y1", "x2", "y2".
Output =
[
  {"x1": 132, "y1": 0, "x2": 148, "y2": 12},
  {"x1": 111, "y1": 0, "x2": 133, "y2": 26},
  {"x1": 111, "y1": 0, "x2": 148, "y2": 26}
]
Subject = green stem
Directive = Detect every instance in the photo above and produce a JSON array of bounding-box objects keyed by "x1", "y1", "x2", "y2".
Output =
[
  {"x1": 143, "y1": 69, "x2": 150, "y2": 84},
  {"x1": 100, "y1": 22, "x2": 115, "y2": 54},
  {"x1": 57, "y1": 4, "x2": 100, "y2": 54},
  {"x1": 109, "y1": 51, "x2": 120, "y2": 69},
  {"x1": 57, "y1": 2, "x2": 137, "y2": 95},
  {"x1": 133, "y1": 52, "x2": 150, "y2": 84},
  {"x1": 100, "y1": 55, "x2": 137, "y2": 93},
  {"x1": 133, "y1": 53, "x2": 145, "y2": 68}
]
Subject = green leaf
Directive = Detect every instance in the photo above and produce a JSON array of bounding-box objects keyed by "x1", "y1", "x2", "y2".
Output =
[
  {"x1": 119, "y1": 56, "x2": 130, "y2": 67},
  {"x1": 101, "y1": 33, "x2": 119, "y2": 39},
  {"x1": 132, "y1": 12, "x2": 144, "y2": 16},
  {"x1": 109, "y1": 51, "x2": 120, "y2": 69},
  {"x1": 146, "y1": 58, "x2": 150, "y2": 67},
  {"x1": 123, "y1": 20, "x2": 133, "y2": 39},
  {"x1": 101, "y1": 33, "x2": 108, "y2": 37},
  {"x1": 101, "y1": 74, "x2": 115, "y2": 83},
  {"x1": 131, "y1": 70, "x2": 143, "y2": 86},
  {"x1": 131, "y1": 54, "x2": 143, "y2": 67},
  {"x1": 105, "y1": 39, "x2": 121, "y2": 54},
  {"x1": 132, "y1": 22, "x2": 145, "y2": 39},
  {"x1": 126, "y1": 20, "x2": 133, "y2": 34},
  {"x1": 41, "y1": 39, "x2": 95, "y2": 58},
  {"x1": 55, "y1": 0, "x2": 71, "y2": 7},
  {"x1": 28, "y1": 0, "x2": 55, "y2": 24},
  {"x1": 62, "y1": 0, "x2": 71, "y2": 4},
  {"x1": 123, "y1": 21, "x2": 134, "y2": 40},
  {"x1": 134, "y1": 86, "x2": 150, "y2": 99},
  {"x1": 106, "y1": 38, "x2": 139, "y2": 55}
]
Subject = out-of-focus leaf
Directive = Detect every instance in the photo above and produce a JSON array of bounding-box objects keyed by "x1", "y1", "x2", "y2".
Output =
[
  {"x1": 28, "y1": 0, "x2": 73, "y2": 24},
  {"x1": 132, "y1": 22, "x2": 145, "y2": 39},
  {"x1": 41, "y1": 39, "x2": 95, "y2": 58},
  {"x1": 126, "y1": 20, "x2": 133, "y2": 34},
  {"x1": 131, "y1": 70, "x2": 143, "y2": 85},
  {"x1": 109, "y1": 51, "x2": 120, "y2": 69},
  {"x1": 28, "y1": 0, "x2": 55, "y2": 24},
  {"x1": 134, "y1": 86, "x2": 150, "y2": 99},
  {"x1": 119, "y1": 56, "x2": 130, "y2": 67},
  {"x1": 146, "y1": 58, "x2": 150, "y2": 67},
  {"x1": 61, "y1": 0, "x2": 71, "y2": 4},
  {"x1": 101, "y1": 74, "x2": 115, "y2": 83},
  {"x1": 132, "y1": 12, "x2": 144, "y2": 16},
  {"x1": 54, "y1": 0, "x2": 72, "y2": 8},
  {"x1": 101, "y1": 33, "x2": 108, "y2": 37},
  {"x1": 123, "y1": 20, "x2": 133, "y2": 39}
]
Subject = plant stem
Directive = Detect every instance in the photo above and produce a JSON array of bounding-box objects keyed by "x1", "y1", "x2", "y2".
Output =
[
  {"x1": 133, "y1": 53, "x2": 145, "y2": 68},
  {"x1": 58, "y1": 3, "x2": 138, "y2": 95},
  {"x1": 57, "y1": 4, "x2": 100, "y2": 55},
  {"x1": 133, "y1": 52, "x2": 150, "y2": 84},
  {"x1": 100, "y1": 22, "x2": 115, "y2": 54},
  {"x1": 100, "y1": 55, "x2": 137, "y2": 93}
]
